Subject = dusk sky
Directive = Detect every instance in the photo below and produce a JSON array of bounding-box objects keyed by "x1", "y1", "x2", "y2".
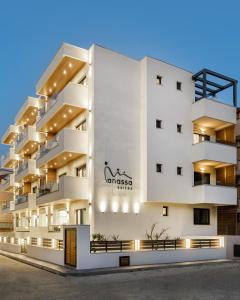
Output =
[{"x1": 0, "y1": 0, "x2": 239, "y2": 155}]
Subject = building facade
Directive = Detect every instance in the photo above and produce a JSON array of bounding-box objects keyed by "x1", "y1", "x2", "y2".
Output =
[{"x1": 0, "y1": 43, "x2": 238, "y2": 246}]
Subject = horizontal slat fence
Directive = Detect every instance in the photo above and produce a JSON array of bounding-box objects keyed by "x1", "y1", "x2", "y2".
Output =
[
  {"x1": 90, "y1": 240, "x2": 134, "y2": 253},
  {"x1": 140, "y1": 239, "x2": 185, "y2": 251}
]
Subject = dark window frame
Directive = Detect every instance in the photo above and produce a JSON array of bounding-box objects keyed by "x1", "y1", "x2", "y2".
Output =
[
  {"x1": 177, "y1": 81, "x2": 182, "y2": 91},
  {"x1": 156, "y1": 163, "x2": 162, "y2": 173},
  {"x1": 156, "y1": 75, "x2": 162, "y2": 85},
  {"x1": 156, "y1": 119, "x2": 162, "y2": 129},
  {"x1": 194, "y1": 208, "x2": 210, "y2": 225},
  {"x1": 177, "y1": 166, "x2": 182, "y2": 176},
  {"x1": 177, "y1": 124, "x2": 182, "y2": 133},
  {"x1": 163, "y1": 206, "x2": 168, "y2": 216}
]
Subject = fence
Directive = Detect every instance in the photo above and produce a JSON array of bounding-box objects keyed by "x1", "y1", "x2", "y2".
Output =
[{"x1": 90, "y1": 238, "x2": 221, "y2": 253}]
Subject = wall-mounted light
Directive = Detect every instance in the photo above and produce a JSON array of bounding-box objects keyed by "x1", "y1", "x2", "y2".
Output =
[
  {"x1": 133, "y1": 202, "x2": 140, "y2": 214},
  {"x1": 185, "y1": 238, "x2": 191, "y2": 249},
  {"x1": 112, "y1": 202, "x2": 119, "y2": 213},
  {"x1": 99, "y1": 201, "x2": 106, "y2": 213},
  {"x1": 122, "y1": 203, "x2": 128, "y2": 214},
  {"x1": 219, "y1": 236, "x2": 224, "y2": 248},
  {"x1": 134, "y1": 239, "x2": 140, "y2": 251}
]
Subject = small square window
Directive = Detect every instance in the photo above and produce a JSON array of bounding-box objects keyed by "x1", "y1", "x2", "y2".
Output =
[
  {"x1": 194, "y1": 208, "x2": 210, "y2": 225},
  {"x1": 163, "y1": 206, "x2": 168, "y2": 216},
  {"x1": 177, "y1": 166, "x2": 182, "y2": 175},
  {"x1": 156, "y1": 75, "x2": 162, "y2": 85},
  {"x1": 177, "y1": 81, "x2": 182, "y2": 90},
  {"x1": 156, "y1": 164, "x2": 162, "y2": 173},
  {"x1": 156, "y1": 119, "x2": 162, "y2": 129},
  {"x1": 177, "y1": 124, "x2": 182, "y2": 133}
]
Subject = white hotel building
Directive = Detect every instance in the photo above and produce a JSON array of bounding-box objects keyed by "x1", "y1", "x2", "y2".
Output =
[{"x1": 0, "y1": 43, "x2": 237, "y2": 268}]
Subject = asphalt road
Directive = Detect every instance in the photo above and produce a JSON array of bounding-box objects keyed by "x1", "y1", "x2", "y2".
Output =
[{"x1": 1, "y1": 255, "x2": 240, "y2": 300}]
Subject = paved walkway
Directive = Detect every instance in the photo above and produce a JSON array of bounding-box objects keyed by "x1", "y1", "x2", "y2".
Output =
[
  {"x1": 1, "y1": 255, "x2": 240, "y2": 299},
  {"x1": 0, "y1": 249, "x2": 235, "y2": 276}
]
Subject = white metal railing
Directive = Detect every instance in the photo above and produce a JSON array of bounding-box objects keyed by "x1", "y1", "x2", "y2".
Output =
[
  {"x1": 16, "y1": 160, "x2": 28, "y2": 175},
  {"x1": 37, "y1": 135, "x2": 59, "y2": 160},
  {"x1": 37, "y1": 181, "x2": 59, "y2": 198},
  {"x1": 15, "y1": 194, "x2": 28, "y2": 205}
]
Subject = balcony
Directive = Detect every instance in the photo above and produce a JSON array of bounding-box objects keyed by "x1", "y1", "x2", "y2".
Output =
[
  {"x1": 36, "y1": 82, "x2": 88, "y2": 133},
  {"x1": 1, "y1": 147, "x2": 20, "y2": 168},
  {"x1": 36, "y1": 175, "x2": 88, "y2": 205},
  {"x1": 15, "y1": 126, "x2": 45, "y2": 155},
  {"x1": 15, "y1": 193, "x2": 36, "y2": 210},
  {"x1": 1, "y1": 125, "x2": 19, "y2": 145},
  {"x1": 36, "y1": 129, "x2": 88, "y2": 168},
  {"x1": 192, "y1": 98, "x2": 236, "y2": 130},
  {"x1": 15, "y1": 159, "x2": 43, "y2": 183},
  {"x1": 192, "y1": 141, "x2": 236, "y2": 165},
  {"x1": 0, "y1": 174, "x2": 19, "y2": 192},
  {"x1": 15, "y1": 97, "x2": 41, "y2": 126},
  {"x1": 192, "y1": 184, "x2": 237, "y2": 205},
  {"x1": 36, "y1": 43, "x2": 88, "y2": 97}
]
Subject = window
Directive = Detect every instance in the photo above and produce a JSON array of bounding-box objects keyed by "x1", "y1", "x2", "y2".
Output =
[
  {"x1": 75, "y1": 119, "x2": 87, "y2": 131},
  {"x1": 76, "y1": 208, "x2": 87, "y2": 225},
  {"x1": 194, "y1": 208, "x2": 210, "y2": 225},
  {"x1": 76, "y1": 164, "x2": 87, "y2": 178},
  {"x1": 32, "y1": 186, "x2": 37, "y2": 194},
  {"x1": 156, "y1": 163, "x2": 162, "y2": 173},
  {"x1": 53, "y1": 210, "x2": 68, "y2": 225},
  {"x1": 194, "y1": 172, "x2": 210, "y2": 186},
  {"x1": 163, "y1": 206, "x2": 168, "y2": 216},
  {"x1": 177, "y1": 124, "x2": 182, "y2": 133},
  {"x1": 156, "y1": 119, "x2": 162, "y2": 129},
  {"x1": 156, "y1": 75, "x2": 162, "y2": 85},
  {"x1": 176, "y1": 81, "x2": 182, "y2": 90},
  {"x1": 177, "y1": 167, "x2": 182, "y2": 175},
  {"x1": 193, "y1": 133, "x2": 210, "y2": 144}
]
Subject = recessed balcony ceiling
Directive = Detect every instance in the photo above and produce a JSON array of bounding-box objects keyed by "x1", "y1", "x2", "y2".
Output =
[
  {"x1": 193, "y1": 116, "x2": 233, "y2": 131},
  {"x1": 21, "y1": 141, "x2": 39, "y2": 156},
  {"x1": 15, "y1": 97, "x2": 40, "y2": 126},
  {"x1": 41, "y1": 105, "x2": 84, "y2": 133},
  {"x1": 1, "y1": 125, "x2": 19, "y2": 145},
  {"x1": 23, "y1": 174, "x2": 41, "y2": 183},
  {"x1": 43, "y1": 151, "x2": 83, "y2": 169},
  {"x1": 38, "y1": 57, "x2": 85, "y2": 97},
  {"x1": 36, "y1": 43, "x2": 88, "y2": 97},
  {"x1": 194, "y1": 160, "x2": 233, "y2": 169}
]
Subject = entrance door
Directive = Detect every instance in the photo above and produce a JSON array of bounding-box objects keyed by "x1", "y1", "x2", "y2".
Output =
[{"x1": 65, "y1": 228, "x2": 76, "y2": 267}]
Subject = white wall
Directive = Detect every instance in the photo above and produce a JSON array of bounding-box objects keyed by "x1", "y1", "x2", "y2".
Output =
[
  {"x1": 27, "y1": 245, "x2": 64, "y2": 266},
  {"x1": 91, "y1": 46, "x2": 217, "y2": 239},
  {"x1": 74, "y1": 226, "x2": 225, "y2": 270}
]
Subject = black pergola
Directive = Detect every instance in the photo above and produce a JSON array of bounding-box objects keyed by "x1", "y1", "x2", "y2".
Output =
[{"x1": 192, "y1": 69, "x2": 238, "y2": 107}]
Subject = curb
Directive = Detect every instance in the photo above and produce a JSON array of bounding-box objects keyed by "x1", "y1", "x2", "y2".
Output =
[{"x1": 0, "y1": 250, "x2": 237, "y2": 277}]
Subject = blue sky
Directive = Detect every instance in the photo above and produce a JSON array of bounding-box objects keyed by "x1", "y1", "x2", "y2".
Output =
[{"x1": 0, "y1": 0, "x2": 239, "y2": 155}]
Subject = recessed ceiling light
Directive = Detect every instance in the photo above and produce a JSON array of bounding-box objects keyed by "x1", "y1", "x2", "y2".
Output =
[
  {"x1": 53, "y1": 123, "x2": 57, "y2": 127},
  {"x1": 49, "y1": 88, "x2": 52, "y2": 93},
  {"x1": 63, "y1": 69, "x2": 67, "y2": 75},
  {"x1": 63, "y1": 114, "x2": 67, "y2": 118},
  {"x1": 69, "y1": 153, "x2": 72, "y2": 157},
  {"x1": 68, "y1": 63, "x2": 72, "y2": 68},
  {"x1": 54, "y1": 162, "x2": 57, "y2": 165},
  {"x1": 49, "y1": 127, "x2": 53, "y2": 131},
  {"x1": 31, "y1": 112, "x2": 34, "y2": 116},
  {"x1": 49, "y1": 165, "x2": 53, "y2": 168},
  {"x1": 68, "y1": 108, "x2": 72, "y2": 113},
  {"x1": 53, "y1": 82, "x2": 57, "y2": 87},
  {"x1": 63, "y1": 157, "x2": 67, "y2": 160}
]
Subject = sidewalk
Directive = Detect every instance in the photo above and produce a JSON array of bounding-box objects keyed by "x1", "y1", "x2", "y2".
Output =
[{"x1": 0, "y1": 249, "x2": 237, "y2": 277}]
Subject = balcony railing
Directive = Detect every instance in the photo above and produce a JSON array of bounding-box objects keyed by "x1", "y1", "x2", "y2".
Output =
[
  {"x1": 15, "y1": 194, "x2": 28, "y2": 205},
  {"x1": 37, "y1": 136, "x2": 59, "y2": 160},
  {"x1": 2, "y1": 201, "x2": 10, "y2": 210},
  {"x1": 16, "y1": 128, "x2": 28, "y2": 146},
  {"x1": 37, "y1": 181, "x2": 59, "y2": 198},
  {"x1": 16, "y1": 161, "x2": 28, "y2": 176}
]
